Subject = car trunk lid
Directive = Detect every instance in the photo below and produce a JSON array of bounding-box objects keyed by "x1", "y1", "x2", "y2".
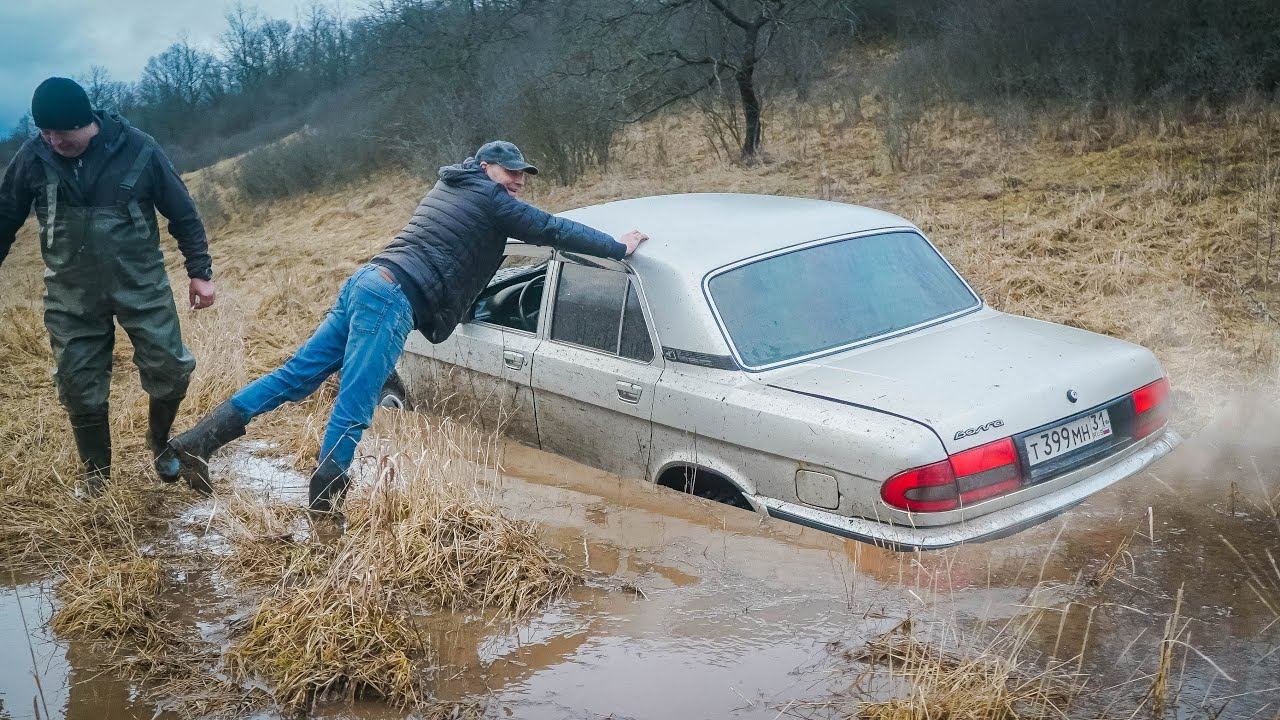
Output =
[{"x1": 761, "y1": 310, "x2": 1164, "y2": 456}]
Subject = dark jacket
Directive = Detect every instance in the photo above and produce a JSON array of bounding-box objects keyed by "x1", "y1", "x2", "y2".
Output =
[
  {"x1": 0, "y1": 112, "x2": 212, "y2": 279},
  {"x1": 372, "y1": 159, "x2": 625, "y2": 343}
]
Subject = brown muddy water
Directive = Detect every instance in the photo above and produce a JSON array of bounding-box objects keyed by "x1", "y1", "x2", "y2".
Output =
[{"x1": 2, "y1": 401, "x2": 1279, "y2": 719}]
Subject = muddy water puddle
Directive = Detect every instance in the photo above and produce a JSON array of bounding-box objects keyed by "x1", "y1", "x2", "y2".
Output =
[{"x1": 3, "y1": 401, "x2": 1279, "y2": 719}]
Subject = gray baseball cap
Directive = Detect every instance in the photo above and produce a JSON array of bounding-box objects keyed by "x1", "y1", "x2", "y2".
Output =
[{"x1": 475, "y1": 140, "x2": 539, "y2": 175}]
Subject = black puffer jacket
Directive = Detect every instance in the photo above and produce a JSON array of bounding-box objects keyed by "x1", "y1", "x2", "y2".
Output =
[{"x1": 372, "y1": 159, "x2": 624, "y2": 343}]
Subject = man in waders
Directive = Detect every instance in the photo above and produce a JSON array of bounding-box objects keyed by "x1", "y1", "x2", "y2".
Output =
[
  {"x1": 0, "y1": 77, "x2": 215, "y2": 496},
  {"x1": 169, "y1": 140, "x2": 646, "y2": 512}
]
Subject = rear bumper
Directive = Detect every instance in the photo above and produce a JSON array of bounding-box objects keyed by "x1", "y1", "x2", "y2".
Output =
[{"x1": 757, "y1": 429, "x2": 1180, "y2": 551}]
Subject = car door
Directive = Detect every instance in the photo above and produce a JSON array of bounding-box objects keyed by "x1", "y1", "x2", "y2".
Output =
[
  {"x1": 491, "y1": 244, "x2": 552, "y2": 446},
  {"x1": 427, "y1": 243, "x2": 551, "y2": 438},
  {"x1": 426, "y1": 321, "x2": 509, "y2": 434},
  {"x1": 531, "y1": 255, "x2": 663, "y2": 480}
]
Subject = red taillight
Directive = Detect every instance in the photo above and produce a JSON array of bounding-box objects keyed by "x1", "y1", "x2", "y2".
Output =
[
  {"x1": 882, "y1": 459, "x2": 957, "y2": 512},
  {"x1": 952, "y1": 437, "x2": 1022, "y2": 503},
  {"x1": 881, "y1": 436, "x2": 1024, "y2": 513},
  {"x1": 1131, "y1": 377, "x2": 1171, "y2": 439}
]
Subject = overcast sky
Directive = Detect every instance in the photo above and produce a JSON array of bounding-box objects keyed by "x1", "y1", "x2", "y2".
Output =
[{"x1": 0, "y1": 0, "x2": 318, "y2": 134}]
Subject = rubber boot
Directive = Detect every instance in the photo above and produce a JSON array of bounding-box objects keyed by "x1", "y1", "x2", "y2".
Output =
[
  {"x1": 148, "y1": 396, "x2": 183, "y2": 483},
  {"x1": 71, "y1": 419, "x2": 111, "y2": 498},
  {"x1": 308, "y1": 459, "x2": 351, "y2": 514},
  {"x1": 167, "y1": 400, "x2": 248, "y2": 495}
]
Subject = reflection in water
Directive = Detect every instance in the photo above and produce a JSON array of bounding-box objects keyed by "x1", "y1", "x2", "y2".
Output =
[
  {"x1": 4, "y1": 401, "x2": 1279, "y2": 718},
  {"x1": 0, "y1": 581, "x2": 159, "y2": 720},
  {"x1": 0, "y1": 581, "x2": 64, "y2": 720}
]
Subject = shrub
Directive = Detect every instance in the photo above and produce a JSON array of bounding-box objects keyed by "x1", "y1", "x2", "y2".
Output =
[{"x1": 891, "y1": 0, "x2": 1280, "y2": 110}]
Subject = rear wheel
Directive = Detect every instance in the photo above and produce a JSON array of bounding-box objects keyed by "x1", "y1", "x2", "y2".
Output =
[
  {"x1": 656, "y1": 465, "x2": 753, "y2": 510},
  {"x1": 378, "y1": 373, "x2": 407, "y2": 410}
]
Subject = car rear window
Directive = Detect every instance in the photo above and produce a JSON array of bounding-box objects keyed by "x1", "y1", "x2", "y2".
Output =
[{"x1": 707, "y1": 231, "x2": 979, "y2": 368}]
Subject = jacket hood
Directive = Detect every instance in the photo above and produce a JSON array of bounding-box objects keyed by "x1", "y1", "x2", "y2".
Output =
[
  {"x1": 437, "y1": 158, "x2": 492, "y2": 188},
  {"x1": 95, "y1": 111, "x2": 131, "y2": 153}
]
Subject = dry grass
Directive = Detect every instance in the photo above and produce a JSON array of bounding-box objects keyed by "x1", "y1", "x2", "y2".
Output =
[
  {"x1": 854, "y1": 621, "x2": 1080, "y2": 720},
  {"x1": 227, "y1": 579, "x2": 425, "y2": 709},
  {"x1": 49, "y1": 551, "x2": 176, "y2": 656},
  {"x1": 217, "y1": 415, "x2": 575, "y2": 710},
  {"x1": 1086, "y1": 534, "x2": 1134, "y2": 590},
  {"x1": 786, "y1": 603, "x2": 1090, "y2": 720},
  {"x1": 337, "y1": 421, "x2": 577, "y2": 617},
  {"x1": 214, "y1": 489, "x2": 333, "y2": 588}
]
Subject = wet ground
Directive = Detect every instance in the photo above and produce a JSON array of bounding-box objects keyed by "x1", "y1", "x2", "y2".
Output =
[{"x1": 2, "y1": 400, "x2": 1278, "y2": 719}]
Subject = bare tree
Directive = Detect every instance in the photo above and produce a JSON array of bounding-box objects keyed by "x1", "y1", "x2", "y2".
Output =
[
  {"x1": 223, "y1": 4, "x2": 272, "y2": 90},
  {"x1": 139, "y1": 39, "x2": 224, "y2": 108},
  {"x1": 588, "y1": 0, "x2": 852, "y2": 162},
  {"x1": 78, "y1": 66, "x2": 134, "y2": 113}
]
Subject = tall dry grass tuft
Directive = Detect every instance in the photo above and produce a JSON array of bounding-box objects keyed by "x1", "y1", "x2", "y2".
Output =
[
  {"x1": 220, "y1": 414, "x2": 576, "y2": 710},
  {"x1": 338, "y1": 425, "x2": 576, "y2": 617},
  {"x1": 214, "y1": 489, "x2": 333, "y2": 588},
  {"x1": 227, "y1": 578, "x2": 426, "y2": 709},
  {"x1": 50, "y1": 551, "x2": 175, "y2": 654},
  {"x1": 849, "y1": 615, "x2": 1082, "y2": 720}
]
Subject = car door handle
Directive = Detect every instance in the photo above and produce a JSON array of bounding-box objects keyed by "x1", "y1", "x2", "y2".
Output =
[
  {"x1": 616, "y1": 381, "x2": 643, "y2": 404},
  {"x1": 503, "y1": 350, "x2": 525, "y2": 370}
]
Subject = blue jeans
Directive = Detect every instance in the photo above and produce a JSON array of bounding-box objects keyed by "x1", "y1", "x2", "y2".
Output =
[{"x1": 231, "y1": 264, "x2": 415, "y2": 474}]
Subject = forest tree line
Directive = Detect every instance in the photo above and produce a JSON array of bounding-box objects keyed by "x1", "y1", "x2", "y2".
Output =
[{"x1": 3, "y1": 0, "x2": 1277, "y2": 197}]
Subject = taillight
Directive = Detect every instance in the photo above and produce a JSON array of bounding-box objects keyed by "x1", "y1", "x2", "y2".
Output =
[
  {"x1": 952, "y1": 437, "x2": 1022, "y2": 503},
  {"x1": 1131, "y1": 377, "x2": 1170, "y2": 439},
  {"x1": 881, "y1": 459, "x2": 957, "y2": 512},
  {"x1": 881, "y1": 436, "x2": 1024, "y2": 513}
]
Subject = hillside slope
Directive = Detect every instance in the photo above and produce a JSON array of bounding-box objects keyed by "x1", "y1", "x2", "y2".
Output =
[{"x1": 3, "y1": 105, "x2": 1276, "y2": 448}]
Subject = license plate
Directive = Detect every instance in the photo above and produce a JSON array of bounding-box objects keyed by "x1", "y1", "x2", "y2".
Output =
[{"x1": 1024, "y1": 410, "x2": 1112, "y2": 467}]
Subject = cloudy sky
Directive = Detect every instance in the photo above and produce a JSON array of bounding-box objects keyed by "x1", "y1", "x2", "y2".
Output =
[{"x1": 1, "y1": 0, "x2": 312, "y2": 134}]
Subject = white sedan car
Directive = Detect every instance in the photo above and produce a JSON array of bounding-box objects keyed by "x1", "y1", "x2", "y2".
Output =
[{"x1": 391, "y1": 194, "x2": 1179, "y2": 549}]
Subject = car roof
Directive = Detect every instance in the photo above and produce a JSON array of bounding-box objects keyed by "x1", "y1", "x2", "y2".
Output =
[
  {"x1": 556, "y1": 193, "x2": 915, "y2": 275},
  {"x1": 549, "y1": 193, "x2": 921, "y2": 363}
]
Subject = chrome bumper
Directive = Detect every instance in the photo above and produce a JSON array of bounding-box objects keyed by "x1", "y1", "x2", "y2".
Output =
[{"x1": 757, "y1": 429, "x2": 1181, "y2": 551}]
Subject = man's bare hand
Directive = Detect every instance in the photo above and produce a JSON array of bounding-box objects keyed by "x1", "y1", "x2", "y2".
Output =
[
  {"x1": 619, "y1": 230, "x2": 648, "y2": 257},
  {"x1": 189, "y1": 278, "x2": 216, "y2": 310}
]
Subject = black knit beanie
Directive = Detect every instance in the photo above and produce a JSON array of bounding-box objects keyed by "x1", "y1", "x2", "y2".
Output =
[{"x1": 32, "y1": 77, "x2": 94, "y2": 131}]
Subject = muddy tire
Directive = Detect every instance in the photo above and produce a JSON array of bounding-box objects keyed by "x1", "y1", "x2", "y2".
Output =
[
  {"x1": 694, "y1": 486, "x2": 753, "y2": 510},
  {"x1": 658, "y1": 466, "x2": 753, "y2": 511},
  {"x1": 378, "y1": 373, "x2": 408, "y2": 410}
]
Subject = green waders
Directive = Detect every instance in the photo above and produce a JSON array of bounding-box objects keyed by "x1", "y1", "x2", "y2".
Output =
[{"x1": 36, "y1": 144, "x2": 196, "y2": 493}]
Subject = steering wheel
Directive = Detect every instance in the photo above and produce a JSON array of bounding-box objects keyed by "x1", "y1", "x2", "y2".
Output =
[{"x1": 515, "y1": 275, "x2": 545, "y2": 332}]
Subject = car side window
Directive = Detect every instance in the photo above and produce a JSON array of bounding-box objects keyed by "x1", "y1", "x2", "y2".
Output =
[
  {"x1": 551, "y1": 263, "x2": 626, "y2": 352},
  {"x1": 470, "y1": 246, "x2": 551, "y2": 332},
  {"x1": 619, "y1": 282, "x2": 654, "y2": 362}
]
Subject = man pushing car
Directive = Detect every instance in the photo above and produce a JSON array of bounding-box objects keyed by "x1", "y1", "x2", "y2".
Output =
[{"x1": 169, "y1": 141, "x2": 646, "y2": 511}]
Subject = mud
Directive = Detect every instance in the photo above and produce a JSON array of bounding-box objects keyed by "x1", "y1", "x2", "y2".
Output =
[{"x1": 2, "y1": 401, "x2": 1278, "y2": 719}]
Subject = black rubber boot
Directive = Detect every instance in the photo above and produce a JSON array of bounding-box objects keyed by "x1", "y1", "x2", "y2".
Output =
[
  {"x1": 70, "y1": 418, "x2": 111, "y2": 498},
  {"x1": 308, "y1": 459, "x2": 351, "y2": 514},
  {"x1": 167, "y1": 400, "x2": 248, "y2": 495},
  {"x1": 148, "y1": 396, "x2": 183, "y2": 483}
]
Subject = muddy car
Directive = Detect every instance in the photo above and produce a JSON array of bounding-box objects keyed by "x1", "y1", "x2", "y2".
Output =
[{"x1": 393, "y1": 193, "x2": 1179, "y2": 549}]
